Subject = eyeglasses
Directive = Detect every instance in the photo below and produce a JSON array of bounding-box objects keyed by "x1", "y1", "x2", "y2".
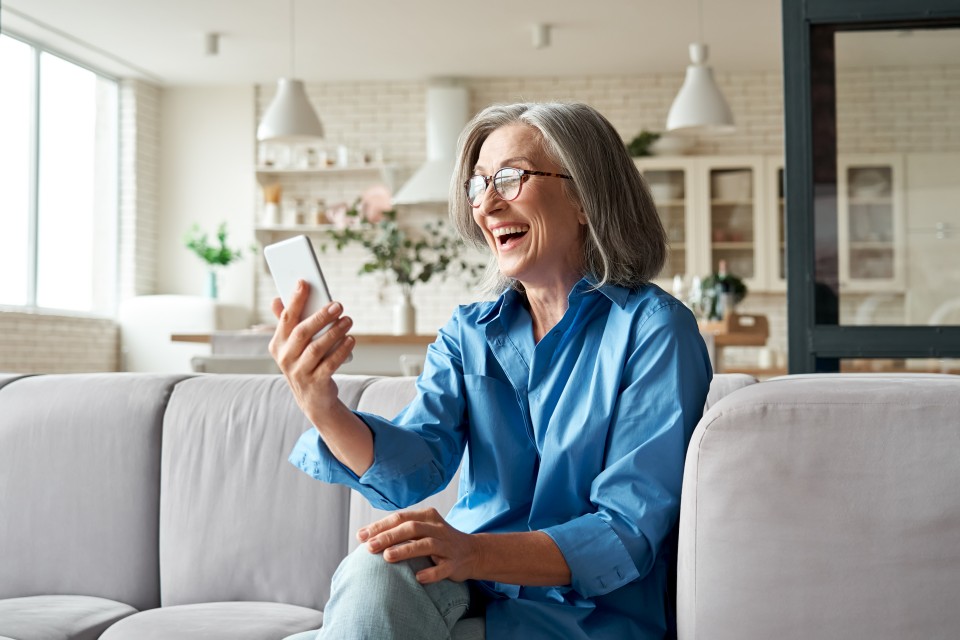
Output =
[{"x1": 464, "y1": 167, "x2": 573, "y2": 208}]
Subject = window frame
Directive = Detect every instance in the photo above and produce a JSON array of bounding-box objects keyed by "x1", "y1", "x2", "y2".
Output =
[{"x1": 0, "y1": 29, "x2": 121, "y2": 317}]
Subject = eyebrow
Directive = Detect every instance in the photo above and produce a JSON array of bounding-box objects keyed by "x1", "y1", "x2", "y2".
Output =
[{"x1": 473, "y1": 156, "x2": 536, "y2": 172}]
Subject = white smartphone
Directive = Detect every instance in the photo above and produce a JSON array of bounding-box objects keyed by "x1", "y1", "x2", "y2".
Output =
[{"x1": 263, "y1": 235, "x2": 352, "y2": 361}]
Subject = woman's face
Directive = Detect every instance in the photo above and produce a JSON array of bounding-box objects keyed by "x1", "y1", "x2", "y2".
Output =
[{"x1": 472, "y1": 124, "x2": 587, "y2": 290}]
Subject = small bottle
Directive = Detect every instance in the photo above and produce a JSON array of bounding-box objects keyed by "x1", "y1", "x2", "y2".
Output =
[
  {"x1": 716, "y1": 259, "x2": 734, "y2": 320},
  {"x1": 310, "y1": 198, "x2": 328, "y2": 225},
  {"x1": 688, "y1": 276, "x2": 703, "y2": 318},
  {"x1": 672, "y1": 274, "x2": 686, "y2": 302},
  {"x1": 282, "y1": 197, "x2": 297, "y2": 226},
  {"x1": 293, "y1": 198, "x2": 306, "y2": 225}
]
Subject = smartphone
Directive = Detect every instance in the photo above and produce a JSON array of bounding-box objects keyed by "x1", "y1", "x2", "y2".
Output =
[{"x1": 263, "y1": 235, "x2": 352, "y2": 361}]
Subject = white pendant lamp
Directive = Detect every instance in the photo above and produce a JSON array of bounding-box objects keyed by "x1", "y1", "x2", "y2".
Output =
[
  {"x1": 257, "y1": 0, "x2": 323, "y2": 142},
  {"x1": 666, "y1": 0, "x2": 734, "y2": 133}
]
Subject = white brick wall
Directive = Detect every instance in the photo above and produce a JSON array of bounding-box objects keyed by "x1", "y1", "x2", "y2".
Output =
[
  {"x1": 119, "y1": 79, "x2": 161, "y2": 299},
  {"x1": 0, "y1": 310, "x2": 118, "y2": 373},
  {"x1": 252, "y1": 66, "x2": 959, "y2": 345}
]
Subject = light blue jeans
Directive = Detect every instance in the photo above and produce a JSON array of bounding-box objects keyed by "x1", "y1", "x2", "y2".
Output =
[{"x1": 284, "y1": 547, "x2": 485, "y2": 640}]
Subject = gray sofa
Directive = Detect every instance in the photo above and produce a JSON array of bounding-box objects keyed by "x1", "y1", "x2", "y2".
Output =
[{"x1": 1, "y1": 371, "x2": 957, "y2": 639}]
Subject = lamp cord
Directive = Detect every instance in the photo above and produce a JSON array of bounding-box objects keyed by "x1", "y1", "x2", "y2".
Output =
[
  {"x1": 698, "y1": 0, "x2": 704, "y2": 43},
  {"x1": 289, "y1": 0, "x2": 296, "y2": 78}
]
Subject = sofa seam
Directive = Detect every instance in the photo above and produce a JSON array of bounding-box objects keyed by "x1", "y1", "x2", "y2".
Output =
[{"x1": 155, "y1": 374, "x2": 198, "y2": 608}]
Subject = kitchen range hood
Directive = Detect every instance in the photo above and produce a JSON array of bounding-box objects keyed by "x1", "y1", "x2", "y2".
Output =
[{"x1": 392, "y1": 84, "x2": 470, "y2": 205}]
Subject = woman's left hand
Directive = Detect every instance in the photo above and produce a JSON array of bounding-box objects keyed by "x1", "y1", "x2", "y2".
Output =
[{"x1": 357, "y1": 508, "x2": 481, "y2": 584}]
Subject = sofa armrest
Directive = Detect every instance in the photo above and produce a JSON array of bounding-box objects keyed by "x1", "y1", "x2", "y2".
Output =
[{"x1": 678, "y1": 374, "x2": 960, "y2": 640}]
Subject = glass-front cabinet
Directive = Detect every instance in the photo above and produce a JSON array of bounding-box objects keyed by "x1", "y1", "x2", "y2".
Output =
[
  {"x1": 702, "y1": 157, "x2": 766, "y2": 292},
  {"x1": 635, "y1": 158, "x2": 699, "y2": 288},
  {"x1": 636, "y1": 156, "x2": 767, "y2": 292},
  {"x1": 637, "y1": 154, "x2": 906, "y2": 295},
  {"x1": 765, "y1": 158, "x2": 787, "y2": 292},
  {"x1": 837, "y1": 154, "x2": 905, "y2": 291}
]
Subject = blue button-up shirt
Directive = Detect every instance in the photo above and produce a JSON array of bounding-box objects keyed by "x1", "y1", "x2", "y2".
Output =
[{"x1": 290, "y1": 279, "x2": 712, "y2": 638}]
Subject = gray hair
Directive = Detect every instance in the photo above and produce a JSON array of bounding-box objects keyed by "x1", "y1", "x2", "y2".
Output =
[{"x1": 449, "y1": 102, "x2": 667, "y2": 295}]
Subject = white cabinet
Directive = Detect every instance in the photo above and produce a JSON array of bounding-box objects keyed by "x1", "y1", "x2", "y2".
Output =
[
  {"x1": 701, "y1": 156, "x2": 768, "y2": 292},
  {"x1": 637, "y1": 153, "x2": 908, "y2": 294},
  {"x1": 636, "y1": 156, "x2": 769, "y2": 292},
  {"x1": 634, "y1": 158, "x2": 700, "y2": 287},
  {"x1": 838, "y1": 154, "x2": 906, "y2": 291}
]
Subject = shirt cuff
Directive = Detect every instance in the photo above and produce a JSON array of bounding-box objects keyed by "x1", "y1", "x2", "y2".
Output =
[
  {"x1": 287, "y1": 412, "x2": 442, "y2": 510},
  {"x1": 542, "y1": 513, "x2": 643, "y2": 598}
]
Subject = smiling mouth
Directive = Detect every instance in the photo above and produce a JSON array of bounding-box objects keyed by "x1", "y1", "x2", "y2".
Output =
[{"x1": 492, "y1": 225, "x2": 529, "y2": 247}]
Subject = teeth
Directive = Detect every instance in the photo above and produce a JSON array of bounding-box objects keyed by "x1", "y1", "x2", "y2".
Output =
[{"x1": 491, "y1": 225, "x2": 529, "y2": 238}]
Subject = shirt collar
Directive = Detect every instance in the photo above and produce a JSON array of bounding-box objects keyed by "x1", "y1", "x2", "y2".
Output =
[
  {"x1": 572, "y1": 276, "x2": 630, "y2": 309},
  {"x1": 478, "y1": 276, "x2": 630, "y2": 327}
]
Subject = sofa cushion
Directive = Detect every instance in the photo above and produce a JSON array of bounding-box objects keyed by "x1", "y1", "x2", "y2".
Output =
[
  {"x1": 0, "y1": 595, "x2": 137, "y2": 640},
  {"x1": 678, "y1": 373, "x2": 960, "y2": 640},
  {"x1": 704, "y1": 372, "x2": 754, "y2": 410},
  {"x1": 98, "y1": 601, "x2": 323, "y2": 640},
  {"x1": 0, "y1": 373, "x2": 187, "y2": 611},
  {"x1": 159, "y1": 375, "x2": 352, "y2": 610}
]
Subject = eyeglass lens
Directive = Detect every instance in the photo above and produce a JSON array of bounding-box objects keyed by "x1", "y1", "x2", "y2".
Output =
[{"x1": 467, "y1": 168, "x2": 523, "y2": 206}]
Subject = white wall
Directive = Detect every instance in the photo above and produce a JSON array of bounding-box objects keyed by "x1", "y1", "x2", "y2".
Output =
[{"x1": 157, "y1": 86, "x2": 256, "y2": 309}]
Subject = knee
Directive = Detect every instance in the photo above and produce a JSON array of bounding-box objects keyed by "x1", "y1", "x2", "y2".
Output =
[{"x1": 331, "y1": 546, "x2": 431, "y2": 596}]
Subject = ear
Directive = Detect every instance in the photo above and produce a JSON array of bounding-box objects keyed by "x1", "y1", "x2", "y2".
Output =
[{"x1": 577, "y1": 208, "x2": 588, "y2": 225}]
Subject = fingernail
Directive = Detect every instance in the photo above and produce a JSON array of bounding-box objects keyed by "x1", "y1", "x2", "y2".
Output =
[
  {"x1": 297, "y1": 280, "x2": 306, "y2": 291},
  {"x1": 357, "y1": 528, "x2": 369, "y2": 541},
  {"x1": 367, "y1": 540, "x2": 380, "y2": 552},
  {"x1": 326, "y1": 301, "x2": 342, "y2": 314}
]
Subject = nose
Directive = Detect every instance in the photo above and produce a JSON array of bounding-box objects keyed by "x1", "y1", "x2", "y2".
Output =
[{"x1": 475, "y1": 181, "x2": 504, "y2": 217}]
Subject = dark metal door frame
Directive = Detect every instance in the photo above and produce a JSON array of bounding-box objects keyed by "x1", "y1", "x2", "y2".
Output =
[{"x1": 783, "y1": 0, "x2": 960, "y2": 372}]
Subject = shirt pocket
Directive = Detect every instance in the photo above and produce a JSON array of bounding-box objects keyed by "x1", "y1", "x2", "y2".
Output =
[{"x1": 462, "y1": 374, "x2": 538, "y2": 505}]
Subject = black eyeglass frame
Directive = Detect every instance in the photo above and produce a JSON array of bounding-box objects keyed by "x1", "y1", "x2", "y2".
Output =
[{"x1": 464, "y1": 167, "x2": 573, "y2": 208}]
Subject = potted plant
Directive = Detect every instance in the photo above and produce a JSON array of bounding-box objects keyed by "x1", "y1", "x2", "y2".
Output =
[
  {"x1": 183, "y1": 222, "x2": 249, "y2": 299},
  {"x1": 697, "y1": 260, "x2": 748, "y2": 321},
  {"x1": 626, "y1": 130, "x2": 661, "y2": 157},
  {"x1": 324, "y1": 198, "x2": 482, "y2": 334}
]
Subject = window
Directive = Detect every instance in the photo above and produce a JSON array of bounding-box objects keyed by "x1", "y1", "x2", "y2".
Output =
[{"x1": 0, "y1": 32, "x2": 118, "y2": 314}]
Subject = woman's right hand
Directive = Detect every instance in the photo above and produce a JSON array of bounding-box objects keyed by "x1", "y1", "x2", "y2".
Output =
[{"x1": 268, "y1": 280, "x2": 356, "y2": 420}]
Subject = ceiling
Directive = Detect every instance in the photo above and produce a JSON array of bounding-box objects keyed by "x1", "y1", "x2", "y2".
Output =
[
  {"x1": 3, "y1": 0, "x2": 786, "y2": 85},
  {"x1": 5, "y1": 2, "x2": 957, "y2": 86}
]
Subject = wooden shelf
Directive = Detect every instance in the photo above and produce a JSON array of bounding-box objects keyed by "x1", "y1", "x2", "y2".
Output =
[
  {"x1": 255, "y1": 163, "x2": 396, "y2": 187},
  {"x1": 848, "y1": 195, "x2": 892, "y2": 205},
  {"x1": 711, "y1": 242, "x2": 755, "y2": 250},
  {"x1": 256, "y1": 163, "x2": 393, "y2": 175},
  {"x1": 710, "y1": 199, "x2": 754, "y2": 206},
  {"x1": 255, "y1": 224, "x2": 337, "y2": 233},
  {"x1": 849, "y1": 241, "x2": 894, "y2": 250}
]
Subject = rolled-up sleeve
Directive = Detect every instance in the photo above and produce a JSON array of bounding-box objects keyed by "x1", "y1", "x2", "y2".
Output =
[
  {"x1": 288, "y1": 313, "x2": 469, "y2": 510},
  {"x1": 542, "y1": 303, "x2": 711, "y2": 598}
]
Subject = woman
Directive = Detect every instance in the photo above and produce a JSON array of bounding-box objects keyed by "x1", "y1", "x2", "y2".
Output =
[{"x1": 273, "y1": 102, "x2": 712, "y2": 639}]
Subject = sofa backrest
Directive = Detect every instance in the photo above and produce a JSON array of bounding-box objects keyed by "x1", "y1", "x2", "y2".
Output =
[
  {"x1": 157, "y1": 374, "x2": 374, "y2": 611},
  {"x1": 0, "y1": 373, "x2": 186, "y2": 612},
  {"x1": 345, "y1": 372, "x2": 756, "y2": 550},
  {"x1": 677, "y1": 373, "x2": 960, "y2": 640}
]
